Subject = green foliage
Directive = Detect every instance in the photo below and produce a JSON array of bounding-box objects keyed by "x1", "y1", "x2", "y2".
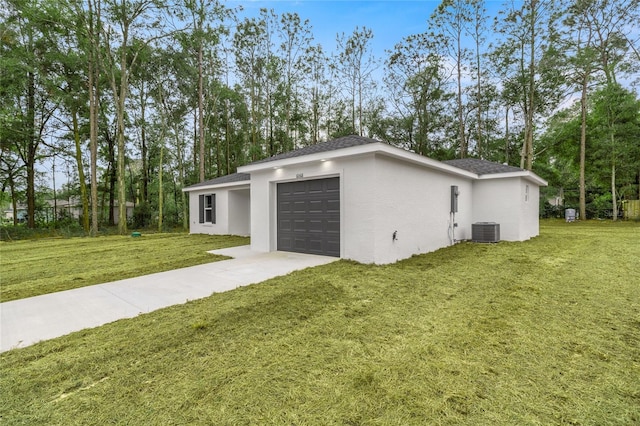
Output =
[
  {"x1": 2, "y1": 0, "x2": 639, "y2": 228},
  {"x1": 538, "y1": 83, "x2": 640, "y2": 217},
  {"x1": 590, "y1": 83, "x2": 640, "y2": 189}
]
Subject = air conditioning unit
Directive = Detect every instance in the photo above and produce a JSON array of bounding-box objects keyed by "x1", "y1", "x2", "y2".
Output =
[{"x1": 472, "y1": 222, "x2": 500, "y2": 243}]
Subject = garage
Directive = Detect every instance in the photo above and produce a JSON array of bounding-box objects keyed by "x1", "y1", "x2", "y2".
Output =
[{"x1": 277, "y1": 177, "x2": 340, "y2": 257}]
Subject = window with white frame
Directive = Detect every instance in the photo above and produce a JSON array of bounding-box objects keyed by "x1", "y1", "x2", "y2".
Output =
[{"x1": 198, "y1": 194, "x2": 216, "y2": 224}]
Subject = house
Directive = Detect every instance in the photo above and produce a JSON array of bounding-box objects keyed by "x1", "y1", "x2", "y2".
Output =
[
  {"x1": 183, "y1": 135, "x2": 547, "y2": 264},
  {"x1": 3, "y1": 199, "x2": 134, "y2": 225}
]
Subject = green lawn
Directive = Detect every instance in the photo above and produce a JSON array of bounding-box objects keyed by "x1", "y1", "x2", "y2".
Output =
[
  {"x1": 1, "y1": 221, "x2": 639, "y2": 424},
  {"x1": 0, "y1": 233, "x2": 249, "y2": 302}
]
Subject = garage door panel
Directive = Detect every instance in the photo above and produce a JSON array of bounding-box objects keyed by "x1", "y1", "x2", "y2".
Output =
[
  {"x1": 293, "y1": 219, "x2": 307, "y2": 232},
  {"x1": 307, "y1": 239, "x2": 323, "y2": 252},
  {"x1": 293, "y1": 238, "x2": 308, "y2": 251},
  {"x1": 326, "y1": 199, "x2": 340, "y2": 213},
  {"x1": 308, "y1": 219, "x2": 323, "y2": 233},
  {"x1": 291, "y1": 181, "x2": 306, "y2": 194},
  {"x1": 325, "y1": 178, "x2": 340, "y2": 191},
  {"x1": 308, "y1": 200, "x2": 323, "y2": 213},
  {"x1": 326, "y1": 240, "x2": 340, "y2": 255},
  {"x1": 277, "y1": 177, "x2": 340, "y2": 257},
  {"x1": 279, "y1": 219, "x2": 293, "y2": 231},
  {"x1": 326, "y1": 219, "x2": 340, "y2": 233}
]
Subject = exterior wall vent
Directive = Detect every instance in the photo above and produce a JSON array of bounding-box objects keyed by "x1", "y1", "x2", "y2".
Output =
[{"x1": 472, "y1": 222, "x2": 500, "y2": 243}]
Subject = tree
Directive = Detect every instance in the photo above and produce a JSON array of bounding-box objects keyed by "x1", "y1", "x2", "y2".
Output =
[
  {"x1": 180, "y1": 0, "x2": 230, "y2": 182},
  {"x1": 304, "y1": 45, "x2": 329, "y2": 144},
  {"x1": 101, "y1": 0, "x2": 175, "y2": 234},
  {"x1": 492, "y1": 0, "x2": 564, "y2": 170},
  {"x1": 234, "y1": 15, "x2": 268, "y2": 161},
  {"x1": 82, "y1": 0, "x2": 103, "y2": 235},
  {"x1": 278, "y1": 12, "x2": 313, "y2": 148},
  {"x1": 561, "y1": 0, "x2": 639, "y2": 218},
  {"x1": 1, "y1": 0, "x2": 61, "y2": 228},
  {"x1": 51, "y1": 10, "x2": 93, "y2": 233},
  {"x1": 429, "y1": 0, "x2": 473, "y2": 157},
  {"x1": 336, "y1": 26, "x2": 377, "y2": 137},
  {"x1": 563, "y1": 0, "x2": 599, "y2": 219},
  {"x1": 385, "y1": 33, "x2": 453, "y2": 157},
  {"x1": 591, "y1": 83, "x2": 640, "y2": 220},
  {"x1": 467, "y1": 0, "x2": 493, "y2": 159}
]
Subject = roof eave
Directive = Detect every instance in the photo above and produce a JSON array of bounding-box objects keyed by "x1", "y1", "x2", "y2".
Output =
[
  {"x1": 182, "y1": 181, "x2": 250, "y2": 192},
  {"x1": 238, "y1": 142, "x2": 479, "y2": 179},
  {"x1": 237, "y1": 143, "x2": 386, "y2": 173},
  {"x1": 477, "y1": 171, "x2": 548, "y2": 186},
  {"x1": 374, "y1": 145, "x2": 478, "y2": 179}
]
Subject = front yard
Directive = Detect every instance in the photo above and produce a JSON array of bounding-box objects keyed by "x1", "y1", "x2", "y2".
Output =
[
  {"x1": 1, "y1": 221, "x2": 638, "y2": 424},
  {"x1": 0, "y1": 233, "x2": 248, "y2": 302}
]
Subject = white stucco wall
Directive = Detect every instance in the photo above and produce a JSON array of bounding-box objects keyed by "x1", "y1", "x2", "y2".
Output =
[
  {"x1": 228, "y1": 189, "x2": 251, "y2": 236},
  {"x1": 370, "y1": 155, "x2": 473, "y2": 264},
  {"x1": 471, "y1": 177, "x2": 539, "y2": 241},
  {"x1": 519, "y1": 178, "x2": 540, "y2": 240},
  {"x1": 248, "y1": 155, "x2": 378, "y2": 260},
  {"x1": 188, "y1": 184, "x2": 250, "y2": 236},
  {"x1": 247, "y1": 154, "x2": 478, "y2": 264}
]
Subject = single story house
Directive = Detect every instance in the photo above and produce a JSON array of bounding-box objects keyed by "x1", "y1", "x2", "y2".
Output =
[
  {"x1": 3, "y1": 199, "x2": 134, "y2": 224},
  {"x1": 183, "y1": 135, "x2": 547, "y2": 264}
]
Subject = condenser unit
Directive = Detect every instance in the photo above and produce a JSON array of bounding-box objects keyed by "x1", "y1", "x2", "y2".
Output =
[{"x1": 472, "y1": 222, "x2": 500, "y2": 243}]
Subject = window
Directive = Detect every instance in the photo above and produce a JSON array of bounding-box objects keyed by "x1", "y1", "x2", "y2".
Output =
[
  {"x1": 198, "y1": 194, "x2": 216, "y2": 224},
  {"x1": 525, "y1": 185, "x2": 529, "y2": 202}
]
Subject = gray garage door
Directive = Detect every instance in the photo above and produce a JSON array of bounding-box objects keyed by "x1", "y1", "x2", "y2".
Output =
[{"x1": 277, "y1": 177, "x2": 340, "y2": 257}]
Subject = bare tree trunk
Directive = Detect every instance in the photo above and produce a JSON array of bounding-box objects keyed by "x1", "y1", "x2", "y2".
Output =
[
  {"x1": 8, "y1": 175, "x2": 18, "y2": 226},
  {"x1": 140, "y1": 82, "x2": 148, "y2": 203},
  {"x1": 358, "y1": 77, "x2": 363, "y2": 136},
  {"x1": 505, "y1": 105, "x2": 510, "y2": 163},
  {"x1": 198, "y1": 41, "x2": 205, "y2": 182},
  {"x1": 26, "y1": 70, "x2": 36, "y2": 229},
  {"x1": 89, "y1": 61, "x2": 99, "y2": 234},
  {"x1": 158, "y1": 145, "x2": 163, "y2": 231},
  {"x1": 611, "y1": 142, "x2": 617, "y2": 221},
  {"x1": 475, "y1": 42, "x2": 482, "y2": 158},
  {"x1": 519, "y1": 0, "x2": 537, "y2": 171},
  {"x1": 579, "y1": 73, "x2": 588, "y2": 220},
  {"x1": 107, "y1": 132, "x2": 116, "y2": 226},
  {"x1": 457, "y1": 46, "x2": 466, "y2": 158},
  {"x1": 72, "y1": 108, "x2": 90, "y2": 232},
  {"x1": 88, "y1": 0, "x2": 101, "y2": 236},
  {"x1": 116, "y1": 69, "x2": 128, "y2": 233},
  {"x1": 525, "y1": 0, "x2": 536, "y2": 171}
]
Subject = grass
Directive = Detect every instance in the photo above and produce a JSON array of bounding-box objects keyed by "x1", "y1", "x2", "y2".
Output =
[
  {"x1": 1, "y1": 220, "x2": 639, "y2": 424},
  {"x1": 0, "y1": 233, "x2": 249, "y2": 302}
]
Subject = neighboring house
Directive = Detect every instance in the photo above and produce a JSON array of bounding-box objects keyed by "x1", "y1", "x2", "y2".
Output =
[
  {"x1": 3, "y1": 199, "x2": 134, "y2": 225},
  {"x1": 183, "y1": 135, "x2": 547, "y2": 264}
]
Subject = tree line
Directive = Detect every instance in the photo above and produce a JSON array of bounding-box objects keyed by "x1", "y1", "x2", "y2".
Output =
[{"x1": 1, "y1": 0, "x2": 639, "y2": 234}]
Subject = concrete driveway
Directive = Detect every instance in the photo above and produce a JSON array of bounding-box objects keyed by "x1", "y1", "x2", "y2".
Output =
[{"x1": 0, "y1": 246, "x2": 338, "y2": 352}]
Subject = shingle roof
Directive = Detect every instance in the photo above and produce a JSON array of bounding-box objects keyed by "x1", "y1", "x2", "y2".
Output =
[
  {"x1": 249, "y1": 135, "x2": 382, "y2": 165},
  {"x1": 185, "y1": 144, "x2": 526, "y2": 191},
  {"x1": 184, "y1": 172, "x2": 250, "y2": 190},
  {"x1": 443, "y1": 158, "x2": 524, "y2": 175}
]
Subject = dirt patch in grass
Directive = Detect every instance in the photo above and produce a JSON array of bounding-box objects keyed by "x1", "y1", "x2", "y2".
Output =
[
  {"x1": 0, "y1": 233, "x2": 248, "y2": 302},
  {"x1": 1, "y1": 221, "x2": 638, "y2": 424}
]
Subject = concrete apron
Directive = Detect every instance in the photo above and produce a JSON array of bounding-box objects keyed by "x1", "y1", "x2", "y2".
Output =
[{"x1": 0, "y1": 246, "x2": 338, "y2": 353}]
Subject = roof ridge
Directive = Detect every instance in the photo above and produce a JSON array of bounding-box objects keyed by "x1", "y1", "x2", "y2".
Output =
[
  {"x1": 443, "y1": 158, "x2": 525, "y2": 175},
  {"x1": 183, "y1": 172, "x2": 250, "y2": 190},
  {"x1": 248, "y1": 135, "x2": 383, "y2": 165}
]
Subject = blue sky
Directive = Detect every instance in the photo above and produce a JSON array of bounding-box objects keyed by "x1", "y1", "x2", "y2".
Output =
[
  {"x1": 231, "y1": 0, "x2": 445, "y2": 57},
  {"x1": 229, "y1": 0, "x2": 517, "y2": 64}
]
